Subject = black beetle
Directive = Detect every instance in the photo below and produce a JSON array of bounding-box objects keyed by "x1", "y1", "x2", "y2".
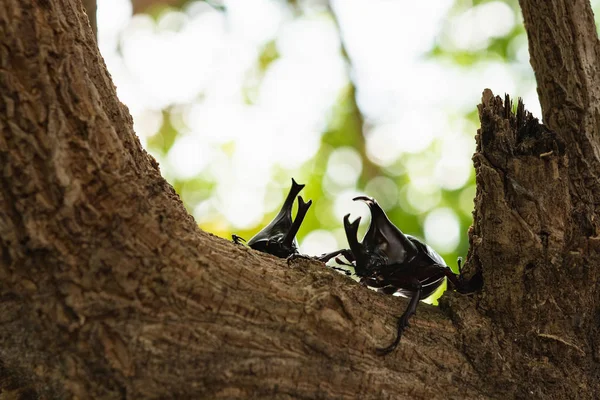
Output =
[
  {"x1": 233, "y1": 178, "x2": 312, "y2": 259},
  {"x1": 320, "y1": 196, "x2": 478, "y2": 355}
]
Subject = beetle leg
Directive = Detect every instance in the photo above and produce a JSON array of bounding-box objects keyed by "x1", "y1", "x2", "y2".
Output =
[
  {"x1": 232, "y1": 234, "x2": 246, "y2": 245},
  {"x1": 443, "y1": 263, "x2": 483, "y2": 294},
  {"x1": 334, "y1": 255, "x2": 354, "y2": 266},
  {"x1": 441, "y1": 267, "x2": 467, "y2": 293},
  {"x1": 329, "y1": 266, "x2": 353, "y2": 275},
  {"x1": 286, "y1": 253, "x2": 312, "y2": 265},
  {"x1": 316, "y1": 249, "x2": 355, "y2": 275},
  {"x1": 316, "y1": 248, "x2": 354, "y2": 263},
  {"x1": 360, "y1": 276, "x2": 387, "y2": 288},
  {"x1": 376, "y1": 278, "x2": 422, "y2": 356},
  {"x1": 377, "y1": 286, "x2": 399, "y2": 295},
  {"x1": 316, "y1": 249, "x2": 345, "y2": 263},
  {"x1": 332, "y1": 255, "x2": 356, "y2": 275}
]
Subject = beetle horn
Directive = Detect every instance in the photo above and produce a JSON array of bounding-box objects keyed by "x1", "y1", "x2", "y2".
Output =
[
  {"x1": 343, "y1": 214, "x2": 368, "y2": 275},
  {"x1": 282, "y1": 195, "x2": 312, "y2": 247},
  {"x1": 343, "y1": 214, "x2": 362, "y2": 250},
  {"x1": 265, "y1": 177, "x2": 305, "y2": 234},
  {"x1": 275, "y1": 178, "x2": 304, "y2": 220},
  {"x1": 353, "y1": 195, "x2": 419, "y2": 263},
  {"x1": 352, "y1": 195, "x2": 375, "y2": 205}
]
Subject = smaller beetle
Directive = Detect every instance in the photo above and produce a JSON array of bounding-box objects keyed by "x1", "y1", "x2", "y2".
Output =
[
  {"x1": 233, "y1": 178, "x2": 312, "y2": 259},
  {"x1": 320, "y1": 196, "x2": 479, "y2": 354}
]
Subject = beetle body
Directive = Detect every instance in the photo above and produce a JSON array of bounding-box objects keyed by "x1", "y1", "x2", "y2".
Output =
[
  {"x1": 233, "y1": 178, "x2": 312, "y2": 259},
  {"x1": 322, "y1": 196, "x2": 476, "y2": 354}
]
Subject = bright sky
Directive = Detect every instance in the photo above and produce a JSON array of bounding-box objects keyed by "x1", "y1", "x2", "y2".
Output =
[{"x1": 97, "y1": 0, "x2": 541, "y2": 256}]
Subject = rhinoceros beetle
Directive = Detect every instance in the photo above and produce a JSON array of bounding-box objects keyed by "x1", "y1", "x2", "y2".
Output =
[
  {"x1": 232, "y1": 178, "x2": 312, "y2": 259},
  {"x1": 320, "y1": 196, "x2": 479, "y2": 355}
]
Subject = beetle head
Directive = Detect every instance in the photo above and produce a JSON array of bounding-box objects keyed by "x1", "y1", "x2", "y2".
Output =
[{"x1": 346, "y1": 196, "x2": 418, "y2": 271}]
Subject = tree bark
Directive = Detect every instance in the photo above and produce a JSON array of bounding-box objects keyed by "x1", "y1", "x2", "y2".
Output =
[
  {"x1": 0, "y1": 0, "x2": 599, "y2": 399},
  {"x1": 82, "y1": 0, "x2": 96, "y2": 38}
]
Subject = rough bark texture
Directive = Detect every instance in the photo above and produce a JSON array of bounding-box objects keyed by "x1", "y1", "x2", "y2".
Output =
[
  {"x1": 449, "y1": 91, "x2": 597, "y2": 398},
  {"x1": 81, "y1": 0, "x2": 96, "y2": 38},
  {"x1": 1, "y1": 0, "x2": 599, "y2": 399}
]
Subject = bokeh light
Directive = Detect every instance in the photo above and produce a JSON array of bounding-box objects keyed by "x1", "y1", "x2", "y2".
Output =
[
  {"x1": 442, "y1": 1, "x2": 515, "y2": 51},
  {"x1": 365, "y1": 177, "x2": 398, "y2": 210},
  {"x1": 326, "y1": 147, "x2": 363, "y2": 187},
  {"x1": 301, "y1": 230, "x2": 339, "y2": 256},
  {"x1": 424, "y1": 208, "x2": 461, "y2": 254}
]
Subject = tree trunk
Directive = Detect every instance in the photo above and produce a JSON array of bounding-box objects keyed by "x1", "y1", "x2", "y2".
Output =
[
  {"x1": 0, "y1": 0, "x2": 598, "y2": 399},
  {"x1": 82, "y1": 0, "x2": 97, "y2": 38},
  {"x1": 451, "y1": 1, "x2": 600, "y2": 396}
]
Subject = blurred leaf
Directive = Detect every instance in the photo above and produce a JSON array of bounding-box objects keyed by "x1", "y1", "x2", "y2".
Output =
[
  {"x1": 132, "y1": 0, "x2": 225, "y2": 15},
  {"x1": 258, "y1": 40, "x2": 280, "y2": 71},
  {"x1": 147, "y1": 110, "x2": 179, "y2": 156}
]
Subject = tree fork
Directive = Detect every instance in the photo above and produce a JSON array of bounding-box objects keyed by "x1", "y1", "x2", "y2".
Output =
[{"x1": 1, "y1": 0, "x2": 599, "y2": 399}]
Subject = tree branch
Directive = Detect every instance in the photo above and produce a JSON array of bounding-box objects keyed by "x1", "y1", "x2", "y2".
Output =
[
  {"x1": 0, "y1": 0, "x2": 485, "y2": 398},
  {"x1": 462, "y1": 88, "x2": 600, "y2": 399},
  {"x1": 519, "y1": 0, "x2": 600, "y2": 213},
  {"x1": 519, "y1": 0, "x2": 600, "y2": 128}
]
